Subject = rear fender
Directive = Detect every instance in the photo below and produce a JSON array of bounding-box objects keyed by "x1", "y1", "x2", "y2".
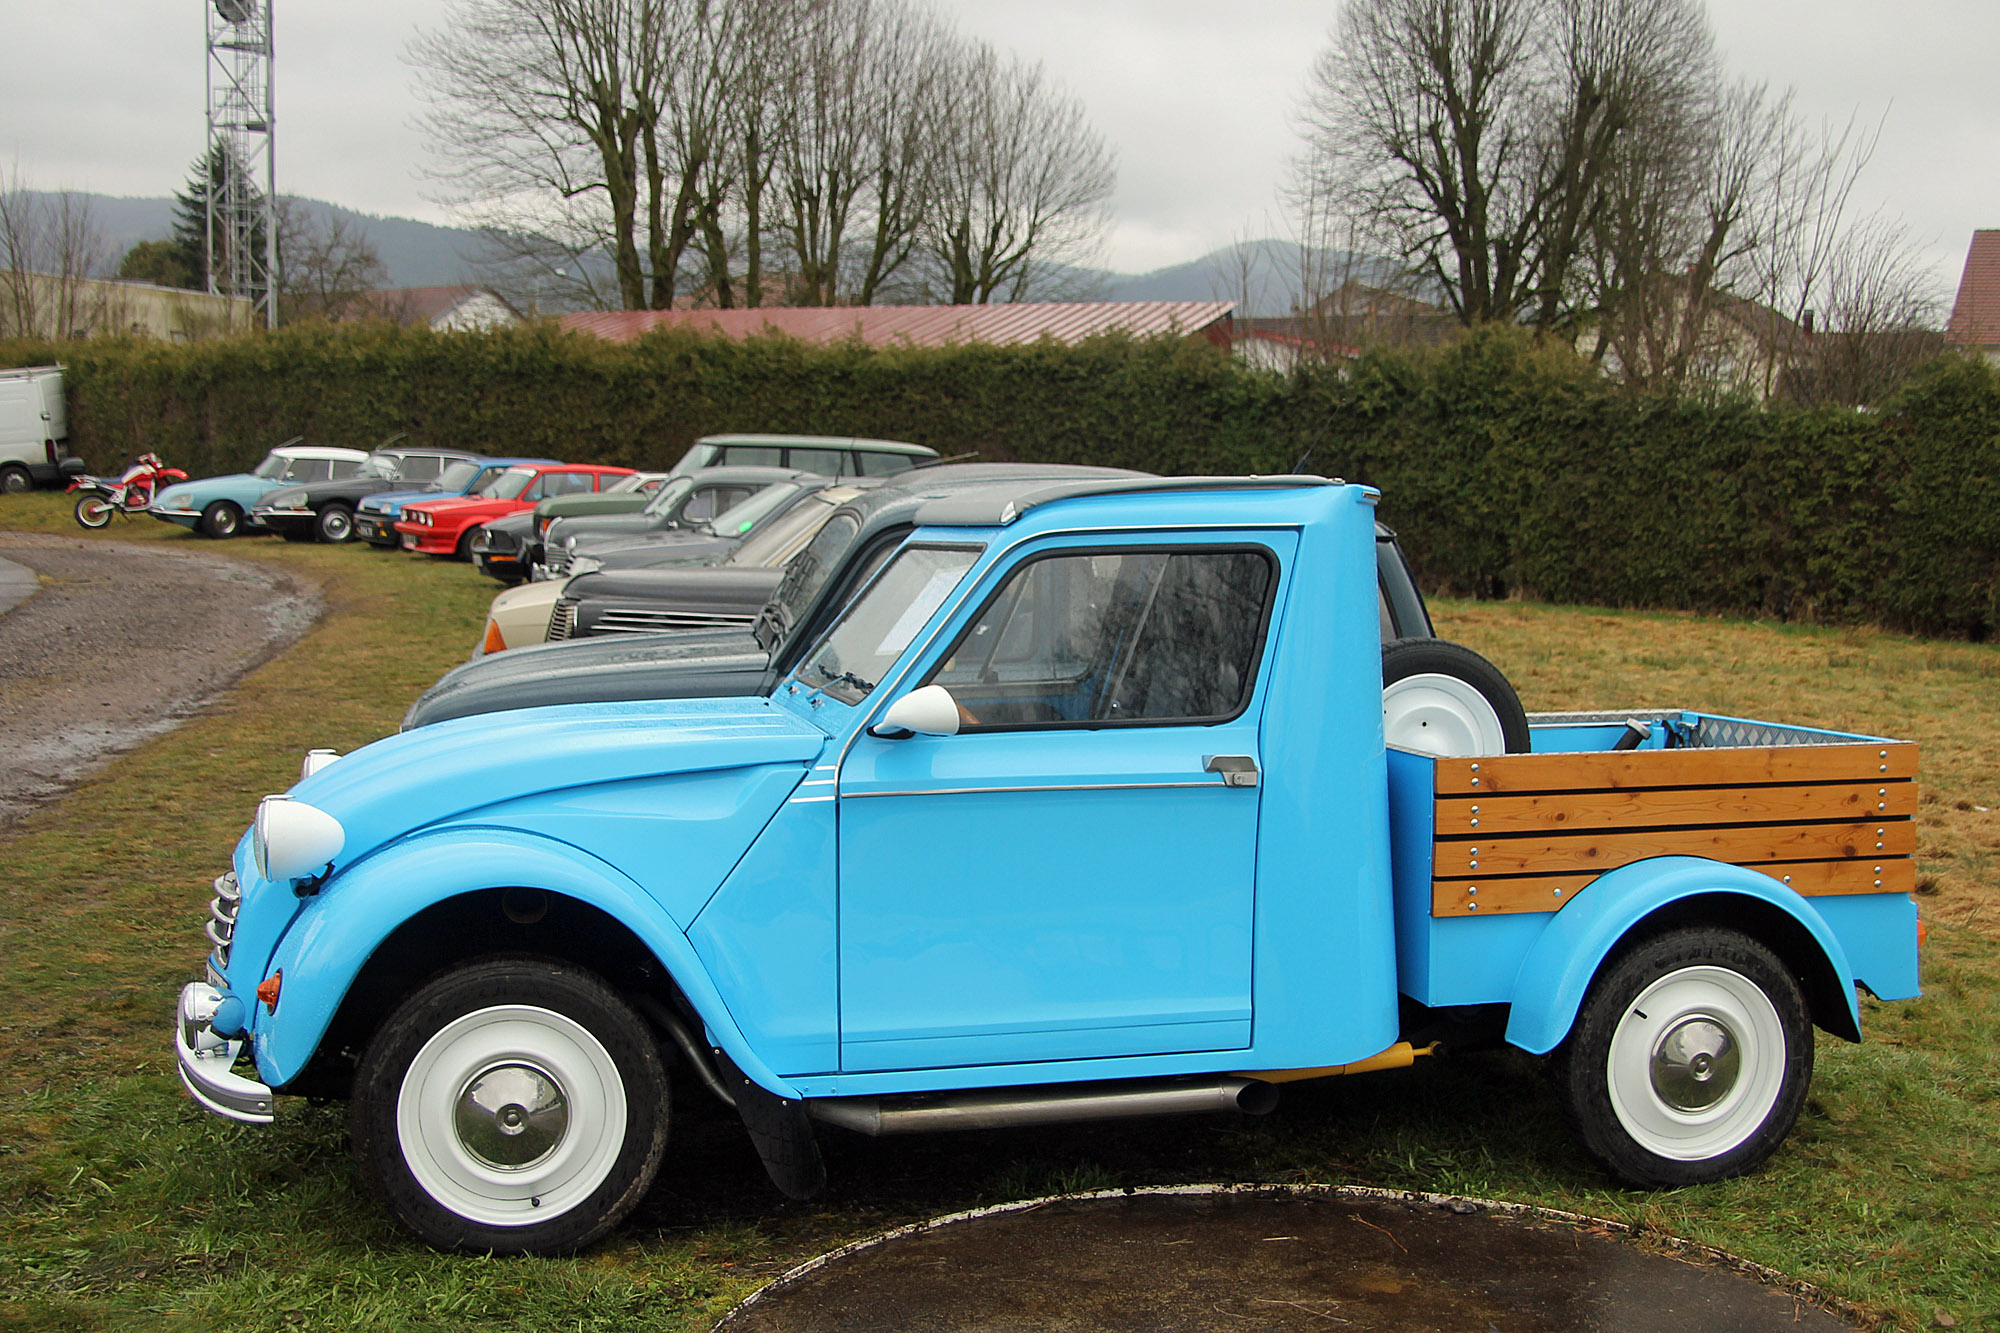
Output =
[
  {"x1": 251, "y1": 826, "x2": 794, "y2": 1097},
  {"x1": 1502, "y1": 856, "x2": 1860, "y2": 1055}
]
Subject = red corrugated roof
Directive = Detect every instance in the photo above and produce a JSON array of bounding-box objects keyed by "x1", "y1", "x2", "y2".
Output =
[
  {"x1": 1947, "y1": 231, "x2": 2000, "y2": 348},
  {"x1": 558, "y1": 301, "x2": 1235, "y2": 348}
]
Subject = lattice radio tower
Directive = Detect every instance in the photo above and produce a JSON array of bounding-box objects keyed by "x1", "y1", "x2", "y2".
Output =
[{"x1": 205, "y1": 0, "x2": 278, "y2": 328}]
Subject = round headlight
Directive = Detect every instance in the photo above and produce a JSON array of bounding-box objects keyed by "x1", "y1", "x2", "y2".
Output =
[{"x1": 253, "y1": 796, "x2": 345, "y2": 882}]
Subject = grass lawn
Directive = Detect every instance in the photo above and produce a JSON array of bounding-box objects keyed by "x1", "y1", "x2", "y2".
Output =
[{"x1": 0, "y1": 491, "x2": 1995, "y2": 1331}]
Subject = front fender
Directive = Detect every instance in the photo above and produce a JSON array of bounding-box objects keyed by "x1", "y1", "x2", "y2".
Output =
[
  {"x1": 252, "y1": 826, "x2": 797, "y2": 1098},
  {"x1": 1502, "y1": 856, "x2": 1860, "y2": 1055}
]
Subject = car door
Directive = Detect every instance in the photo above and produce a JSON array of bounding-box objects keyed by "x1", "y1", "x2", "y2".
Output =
[{"x1": 835, "y1": 533, "x2": 1292, "y2": 1073}]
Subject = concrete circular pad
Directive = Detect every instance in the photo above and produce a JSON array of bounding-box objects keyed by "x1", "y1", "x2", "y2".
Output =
[{"x1": 719, "y1": 1186, "x2": 1856, "y2": 1332}]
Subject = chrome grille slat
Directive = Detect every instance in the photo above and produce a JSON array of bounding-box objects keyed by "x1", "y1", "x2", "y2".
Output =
[
  {"x1": 547, "y1": 600, "x2": 577, "y2": 641},
  {"x1": 596, "y1": 609, "x2": 757, "y2": 635}
]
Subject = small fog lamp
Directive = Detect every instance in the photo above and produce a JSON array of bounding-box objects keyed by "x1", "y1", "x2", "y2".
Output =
[
  {"x1": 253, "y1": 795, "x2": 345, "y2": 882},
  {"x1": 300, "y1": 748, "x2": 341, "y2": 779}
]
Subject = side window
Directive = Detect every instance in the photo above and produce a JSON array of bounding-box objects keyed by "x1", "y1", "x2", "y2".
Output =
[
  {"x1": 683, "y1": 484, "x2": 753, "y2": 523},
  {"x1": 287, "y1": 459, "x2": 332, "y2": 482},
  {"x1": 399, "y1": 455, "x2": 444, "y2": 483},
  {"x1": 926, "y1": 548, "x2": 1275, "y2": 728},
  {"x1": 856, "y1": 450, "x2": 915, "y2": 476},
  {"x1": 519, "y1": 475, "x2": 551, "y2": 503},
  {"x1": 329, "y1": 459, "x2": 362, "y2": 480},
  {"x1": 719, "y1": 445, "x2": 782, "y2": 467},
  {"x1": 784, "y1": 447, "x2": 847, "y2": 476}
]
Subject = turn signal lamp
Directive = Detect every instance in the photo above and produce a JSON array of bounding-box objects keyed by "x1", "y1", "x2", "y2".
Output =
[
  {"x1": 483, "y1": 619, "x2": 508, "y2": 654},
  {"x1": 257, "y1": 971, "x2": 282, "y2": 1013},
  {"x1": 1918, "y1": 917, "x2": 1928, "y2": 948},
  {"x1": 253, "y1": 795, "x2": 346, "y2": 882}
]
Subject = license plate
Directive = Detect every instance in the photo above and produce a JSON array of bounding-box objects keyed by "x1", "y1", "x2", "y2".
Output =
[{"x1": 401, "y1": 534, "x2": 417, "y2": 549}]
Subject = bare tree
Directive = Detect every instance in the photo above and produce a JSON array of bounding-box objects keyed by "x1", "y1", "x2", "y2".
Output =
[
  {"x1": 1300, "y1": 0, "x2": 1716, "y2": 331},
  {"x1": 0, "y1": 171, "x2": 115, "y2": 339},
  {"x1": 1783, "y1": 213, "x2": 1946, "y2": 407},
  {"x1": 412, "y1": 0, "x2": 706, "y2": 311},
  {"x1": 274, "y1": 200, "x2": 390, "y2": 323},
  {"x1": 924, "y1": 49, "x2": 1115, "y2": 304}
]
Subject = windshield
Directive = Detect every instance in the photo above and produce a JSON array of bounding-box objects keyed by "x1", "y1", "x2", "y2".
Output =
[
  {"x1": 702, "y1": 483, "x2": 799, "y2": 537},
  {"x1": 251, "y1": 454, "x2": 288, "y2": 479},
  {"x1": 725, "y1": 492, "x2": 841, "y2": 567},
  {"x1": 756, "y1": 513, "x2": 862, "y2": 650},
  {"x1": 797, "y1": 545, "x2": 982, "y2": 703},
  {"x1": 434, "y1": 460, "x2": 482, "y2": 491},
  {"x1": 477, "y1": 466, "x2": 537, "y2": 500},
  {"x1": 357, "y1": 453, "x2": 402, "y2": 480},
  {"x1": 640, "y1": 475, "x2": 696, "y2": 517}
]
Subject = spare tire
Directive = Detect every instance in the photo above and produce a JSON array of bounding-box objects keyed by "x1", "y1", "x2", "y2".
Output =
[{"x1": 1381, "y1": 637, "x2": 1530, "y2": 756}]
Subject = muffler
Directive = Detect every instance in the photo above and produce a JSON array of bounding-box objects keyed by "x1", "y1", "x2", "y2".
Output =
[{"x1": 806, "y1": 1076, "x2": 1279, "y2": 1136}]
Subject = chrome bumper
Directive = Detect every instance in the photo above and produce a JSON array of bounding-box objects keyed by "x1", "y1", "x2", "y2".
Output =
[{"x1": 175, "y1": 982, "x2": 274, "y2": 1124}]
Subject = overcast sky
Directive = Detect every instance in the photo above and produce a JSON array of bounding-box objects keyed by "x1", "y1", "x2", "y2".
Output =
[{"x1": 4, "y1": 0, "x2": 1992, "y2": 299}]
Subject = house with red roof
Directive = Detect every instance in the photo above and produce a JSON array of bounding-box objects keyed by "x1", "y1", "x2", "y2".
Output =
[
  {"x1": 556, "y1": 301, "x2": 1235, "y2": 350},
  {"x1": 1946, "y1": 230, "x2": 2000, "y2": 363}
]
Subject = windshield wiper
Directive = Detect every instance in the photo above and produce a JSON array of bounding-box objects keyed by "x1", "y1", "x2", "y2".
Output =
[{"x1": 805, "y1": 668, "x2": 874, "y2": 699}]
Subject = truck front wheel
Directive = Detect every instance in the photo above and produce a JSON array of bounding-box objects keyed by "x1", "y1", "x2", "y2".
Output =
[
  {"x1": 351, "y1": 959, "x2": 669, "y2": 1255},
  {"x1": 1553, "y1": 927, "x2": 1811, "y2": 1187}
]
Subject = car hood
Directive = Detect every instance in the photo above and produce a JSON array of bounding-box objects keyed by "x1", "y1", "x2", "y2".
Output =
[
  {"x1": 288, "y1": 696, "x2": 826, "y2": 869},
  {"x1": 260, "y1": 479, "x2": 392, "y2": 507},
  {"x1": 570, "y1": 524, "x2": 718, "y2": 559},
  {"x1": 405, "y1": 629, "x2": 771, "y2": 728},
  {"x1": 359, "y1": 486, "x2": 445, "y2": 513},
  {"x1": 565, "y1": 566, "x2": 782, "y2": 605},
  {"x1": 154, "y1": 474, "x2": 259, "y2": 505},
  {"x1": 553, "y1": 512, "x2": 666, "y2": 544}
]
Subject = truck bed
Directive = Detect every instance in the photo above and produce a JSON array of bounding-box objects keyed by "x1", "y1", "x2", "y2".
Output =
[{"x1": 1387, "y1": 711, "x2": 1919, "y2": 1011}]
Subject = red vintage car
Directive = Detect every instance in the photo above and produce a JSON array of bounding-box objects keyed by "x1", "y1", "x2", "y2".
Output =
[{"x1": 395, "y1": 462, "x2": 636, "y2": 557}]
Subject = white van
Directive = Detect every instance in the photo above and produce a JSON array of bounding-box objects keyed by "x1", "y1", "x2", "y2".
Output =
[{"x1": 0, "y1": 366, "x2": 82, "y2": 494}]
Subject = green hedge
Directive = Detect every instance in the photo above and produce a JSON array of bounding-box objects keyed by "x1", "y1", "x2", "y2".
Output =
[{"x1": 4, "y1": 322, "x2": 1995, "y2": 639}]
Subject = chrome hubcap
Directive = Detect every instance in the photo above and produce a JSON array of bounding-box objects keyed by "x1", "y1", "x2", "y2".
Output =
[
  {"x1": 1650, "y1": 1016, "x2": 1739, "y2": 1111},
  {"x1": 454, "y1": 1063, "x2": 568, "y2": 1169}
]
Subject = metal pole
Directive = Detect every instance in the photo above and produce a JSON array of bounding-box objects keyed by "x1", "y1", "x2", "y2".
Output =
[{"x1": 263, "y1": 0, "x2": 277, "y2": 329}]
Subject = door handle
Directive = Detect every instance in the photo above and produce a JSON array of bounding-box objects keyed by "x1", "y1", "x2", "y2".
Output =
[{"x1": 1204, "y1": 755, "x2": 1259, "y2": 787}]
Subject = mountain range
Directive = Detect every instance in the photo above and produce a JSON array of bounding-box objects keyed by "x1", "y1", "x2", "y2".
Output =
[{"x1": 44, "y1": 192, "x2": 1347, "y2": 318}]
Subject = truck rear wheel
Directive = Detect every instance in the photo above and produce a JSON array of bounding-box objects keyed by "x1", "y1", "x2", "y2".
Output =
[
  {"x1": 351, "y1": 958, "x2": 669, "y2": 1255},
  {"x1": 1553, "y1": 927, "x2": 1811, "y2": 1187},
  {"x1": 1381, "y1": 638, "x2": 1529, "y2": 755}
]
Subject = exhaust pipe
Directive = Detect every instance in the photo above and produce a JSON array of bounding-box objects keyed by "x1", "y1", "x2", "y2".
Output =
[{"x1": 807, "y1": 1076, "x2": 1279, "y2": 1136}]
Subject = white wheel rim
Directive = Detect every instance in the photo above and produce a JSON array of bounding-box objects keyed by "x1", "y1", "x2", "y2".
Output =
[
  {"x1": 397, "y1": 1004, "x2": 628, "y2": 1228},
  {"x1": 1606, "y1": 966, "x2": 1786, "y2": 1162},
  {"x1": 1382, "y1": 673, "x2": 1506, "y2": 756},
  {"x1": 323, "y1": 511, "x2": 350, "y2": 539}
]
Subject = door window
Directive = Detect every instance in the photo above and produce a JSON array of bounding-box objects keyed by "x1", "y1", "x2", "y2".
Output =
[
  {"x1": 926, "y1": 548, "x2": 1275, "y2": 728},
  {"x1": 784, "y1": 447, "x2": 847, "y2": 476},
  {"x1": 719, "y1": 445, "x2": 782, "y2": 467}
]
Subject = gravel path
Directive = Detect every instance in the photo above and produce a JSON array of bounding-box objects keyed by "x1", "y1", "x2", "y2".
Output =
[{"x1": 0, "y1": 534, "x2": 322, "y2": 830}]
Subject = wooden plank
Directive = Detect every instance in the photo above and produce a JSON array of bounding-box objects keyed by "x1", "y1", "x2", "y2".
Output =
[
  {"x1": 1433, "y1": 741, "x2": 1917, "y2": 796},
  {"x1": 1433, "y1": 819, "x2": 1917, "y2": 877},
  {"x1": 1432, "y1": 857, "x2": 1916, "y2": 916},
  {"x1": 1433, "y1": 780, "x2": 1916, "y2": 835}
]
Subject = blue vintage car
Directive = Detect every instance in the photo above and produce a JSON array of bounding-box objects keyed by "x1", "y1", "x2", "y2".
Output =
[
  {"x1": 175, "y1": 476, "x2": 1921, "y2": 1256},
  {"x1": 150, "y1": 441, "x2": 371, "y2": 538},
  {"x1": 352, "y1": 457, "x2": 556, "y2": 548}
]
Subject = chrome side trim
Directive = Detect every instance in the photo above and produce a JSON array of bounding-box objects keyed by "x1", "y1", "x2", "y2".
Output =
[{"x1": 844, "y1": 780, "x2": 1223, "y2": 799}]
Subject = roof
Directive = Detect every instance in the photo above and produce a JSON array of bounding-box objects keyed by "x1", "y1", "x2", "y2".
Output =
[
  {"x1": 559, "y1": 302, "x2": 1236, "y2": 349},
  {"x1": 1948, "y1": 230, "x2": 2000, "y2": 348},
  {"x1": 914, "y1": 475, "x2": 1339, "y2": 528},
  {"x1": 275, "y1": 445, "x2": 371, "y2": 461},
  {"x1": 699, "y1": 434, "x2": 935, "y2": 458}
]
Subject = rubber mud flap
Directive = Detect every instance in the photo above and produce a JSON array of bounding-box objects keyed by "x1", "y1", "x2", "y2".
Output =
[{"x1": 717, "y1": 1050, "x2": 827, "y2": 1200}]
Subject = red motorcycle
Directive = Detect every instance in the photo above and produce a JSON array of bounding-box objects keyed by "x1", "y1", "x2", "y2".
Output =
[{"x1": 69, "y1": 452, "x2": 189, "y2": 529}]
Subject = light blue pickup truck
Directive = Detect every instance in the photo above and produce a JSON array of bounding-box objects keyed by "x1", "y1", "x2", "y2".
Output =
[{"x1": 174, "y1": 476, "x2": 1921, "y2": 1255}]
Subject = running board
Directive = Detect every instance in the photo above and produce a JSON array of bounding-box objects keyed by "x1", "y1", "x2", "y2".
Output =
[{"x1": 806, "y1": 1076, "x2": 1279, "y2": 1136}]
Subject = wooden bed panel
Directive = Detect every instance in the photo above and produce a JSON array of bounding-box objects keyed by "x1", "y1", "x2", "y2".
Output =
[
  {"x1": 1432, "y1": 857, "x2": 1918, "y2": 916},
  {"x1": 1432, "y1": 741, "x2": 1917, "y2": 796}
]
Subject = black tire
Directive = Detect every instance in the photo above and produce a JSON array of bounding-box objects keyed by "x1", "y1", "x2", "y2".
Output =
[
  {"x1": 73, "y1": 495, "x2": 115, "y2": 529},
  {"x1": 1552, "y1": 927, "x2": 1813, "y2": 1188},
  {"x1": 1380, "y1": 637, "x2": 1529, "y2": 755},
  {"x1": 314, "y1": 503, "x2": 355, "y2": 544},
  {"x1": 351, "y1": 958, "x2": 669, "y2": 1255},
  {"x1": 454, "y1": 528, "x2": 479, "y2": 561},
  {"x1": 0, "y1": 464, "x2": 30, "y2": 495},
  {"x1": 199, "y1": 500, "x2": 243, "y2": 539}
]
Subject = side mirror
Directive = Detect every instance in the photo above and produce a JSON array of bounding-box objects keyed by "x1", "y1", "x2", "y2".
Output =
[{"x1": 869, "y1": 684, "x2": 961, "y2": 738}]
